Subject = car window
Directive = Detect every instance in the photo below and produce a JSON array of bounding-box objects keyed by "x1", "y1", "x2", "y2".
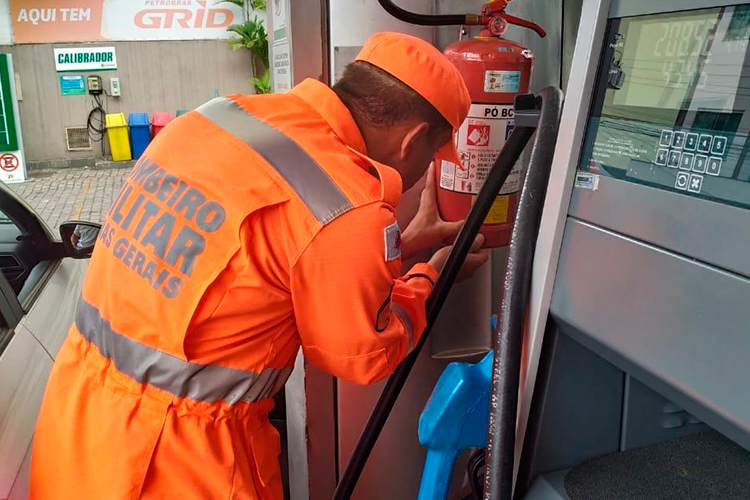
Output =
[
  {"x1": 0, "y1": 205, "x2": 55, "y2": 302},
  {"x1": 0, "y1": 266, "x2": 18, "y2": 354},
  {"x1": 0, "y1": 208, "x2": 23, "y2": 245},
  {"x1": 0, "y1": 207, "x2": 27, "y2": 291}
]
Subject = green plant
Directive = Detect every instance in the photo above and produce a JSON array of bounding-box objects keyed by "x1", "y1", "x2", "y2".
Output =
[
  {"x1": 227, "y1": 18, "x2": 268, "y2": 60},
  {"x1": 218, "y1": 0, "x2": 270, "y2": 94},
  {"x1": 251, "y1": 70, "x2": 271, "y2": 94}
]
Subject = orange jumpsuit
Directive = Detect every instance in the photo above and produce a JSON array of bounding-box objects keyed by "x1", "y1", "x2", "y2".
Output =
[{"x1": 30, "y1": 79, "x2": 437, "y2": 499}]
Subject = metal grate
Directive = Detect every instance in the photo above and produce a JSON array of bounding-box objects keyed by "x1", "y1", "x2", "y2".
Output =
[{"x1": 65, "y1": 126, "x2": 91, "y2": 151}]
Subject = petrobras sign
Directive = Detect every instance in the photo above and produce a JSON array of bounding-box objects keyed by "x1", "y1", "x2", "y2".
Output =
[
  {"x1": 54, "y1": 46, "x2": 117, "y2": 71},
  {"x1": 100, "y1": 0, "x2": 240, "y2": 41},
  {"x1": 8, "y1": 0, "x2": 246, "y2": 44}
]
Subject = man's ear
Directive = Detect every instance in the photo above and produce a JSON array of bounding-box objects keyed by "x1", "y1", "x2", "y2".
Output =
[{"x1": 398, "y1": 122, "x2": 430, "y2": 161}]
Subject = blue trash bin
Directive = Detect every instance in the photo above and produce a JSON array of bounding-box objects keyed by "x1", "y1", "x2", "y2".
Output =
[{"x1": 128, "y1": 113, "x2": 151, "y2": 159}]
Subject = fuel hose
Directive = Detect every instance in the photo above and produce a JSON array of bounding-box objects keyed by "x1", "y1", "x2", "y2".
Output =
[
  {"x1": 376, "y1": 0, "x2": 481, "y2": 26},
  {"x1": 483, "y1": 87, "x2": 562, "y2": 500}
]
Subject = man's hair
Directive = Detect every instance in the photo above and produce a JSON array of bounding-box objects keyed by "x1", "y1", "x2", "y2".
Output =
[{"x1": 333, "y1": 61, "x2": 451, "y2": 141}]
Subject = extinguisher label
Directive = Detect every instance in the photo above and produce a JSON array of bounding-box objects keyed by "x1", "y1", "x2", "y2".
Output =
[
  {"x1": 484, "y1": 70, "x2": 521, "y2": 93},
  {"x1": 439, "y1": 103, "x2": 523, "y2": 196}
]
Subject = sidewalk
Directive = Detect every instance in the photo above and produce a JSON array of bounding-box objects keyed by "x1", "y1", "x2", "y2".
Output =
[{"x1": 8, "y1": 167, "x2": 130, "y2": 231}]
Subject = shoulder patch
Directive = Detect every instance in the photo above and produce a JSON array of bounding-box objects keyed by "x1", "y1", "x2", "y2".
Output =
[{"x1": 384, "y1": 222, "x2": 402, "y2": 262}]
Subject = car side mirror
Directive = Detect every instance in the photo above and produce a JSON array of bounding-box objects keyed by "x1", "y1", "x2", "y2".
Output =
[{"x1": 60, "y1": 221, "x2": 101, "y2": 259}]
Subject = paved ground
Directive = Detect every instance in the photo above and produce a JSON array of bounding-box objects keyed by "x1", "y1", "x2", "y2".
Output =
[{"x1": 8, "y1": 167, "x2": 129, "y2": 230}]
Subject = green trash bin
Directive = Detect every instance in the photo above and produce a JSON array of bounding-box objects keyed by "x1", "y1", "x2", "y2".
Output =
[{"x1": 176, "y1": 109, "x2": 187, "y2": 117}]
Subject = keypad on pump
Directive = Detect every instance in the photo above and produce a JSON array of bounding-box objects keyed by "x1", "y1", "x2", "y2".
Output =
[
  {"x1": 685, "y1": 133, "x2": 698, "y2": 151},
  {"x1": 655, "y1": 128, "x2": 728, "y2": 194}
]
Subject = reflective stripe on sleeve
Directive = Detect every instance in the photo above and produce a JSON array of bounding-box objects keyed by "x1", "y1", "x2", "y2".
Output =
[{"x1": 390, "y1": 302, "x2": 414, "y2": 347}]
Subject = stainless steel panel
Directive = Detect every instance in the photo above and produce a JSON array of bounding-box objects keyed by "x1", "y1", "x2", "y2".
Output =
[
  {"x1": 337, "y1": 344, "x2": 457, "y2": 500},
  {"x1": 505, "y1": 0, "x2": 563, "y2": 92},
  {"x1": 519, "y1": 0, "x2": 611, "y2": 483},
  {"x1": 610, "y1": 0, "x2": 743, "y2": 18},
  {"x1": 333, "y1": 46, "x2": 362, "y2": 84},
  {"x1": 569, "y1": 176, "x2": 750, "y2": 279},
  {"x1": 286, "y1": 353, "x2": 337, "y2": 500},
  {"x1": 562, "y1": 0, "x2": 584, "y2": 91},
  {"x1": 305, "y1": 362, "x2": 338, "y2": 498},
  {"x1": 329, "y1": 0, "x2": 434, "y2": 84},
  {"x1": 285, "y1": 353, "x2": 310, "y2": 500},
  {"x1": 431, "y1": 258, "x2": 493, "y2": 359},
  {"x1": 288, "y1": 0, "x2": 326, "y2": 84},
  {"x1": 551, "y1": 218, "x2": 750, "y2": 450}
]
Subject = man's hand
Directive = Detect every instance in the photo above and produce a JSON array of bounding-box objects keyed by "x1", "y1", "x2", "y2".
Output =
[
  {"x1": 400, "y1": 163, "x2": 464, "y2": 260},
  {"x1": 428, "y1": 233, "x2": 490, "y2": 282}
]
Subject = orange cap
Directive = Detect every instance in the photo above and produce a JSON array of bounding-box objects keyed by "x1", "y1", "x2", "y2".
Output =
[{"x1": 356, "y1": 32, "x2": 471, "y2": 166}]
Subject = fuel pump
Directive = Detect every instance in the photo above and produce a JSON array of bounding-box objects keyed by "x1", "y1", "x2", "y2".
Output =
[{"x1": 437, "y1": 1, "x2": 546, "y2": 248}]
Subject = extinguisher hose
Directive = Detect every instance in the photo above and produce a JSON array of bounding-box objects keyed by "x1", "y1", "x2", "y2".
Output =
[
  {"x1": 377, "y1": 0, "x2": 477, "y2": 26},
  {"x1": 483, "y1": 87, "x2": 563, "y2": 500},
  {"x1": 332, "y1": 108, "x2": 538, "y2": 500}
]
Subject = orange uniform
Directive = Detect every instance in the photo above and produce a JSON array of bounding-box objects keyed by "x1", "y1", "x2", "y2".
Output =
[{"x1": 30, "y1": 32, "x2": 470, "y2": 500}]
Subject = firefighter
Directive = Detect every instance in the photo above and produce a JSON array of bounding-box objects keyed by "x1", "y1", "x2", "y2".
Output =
[{"x1": 30, "y1": 32, "x2": 487, "y2": 499}]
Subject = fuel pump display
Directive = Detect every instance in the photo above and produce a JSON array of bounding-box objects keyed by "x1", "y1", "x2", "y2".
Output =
[
  {"x1": 436, "y1": 1, "x2": 545, "y2": 247},
  {"x1": 580, "y1": 5, "x2": 750, "y2": 211}
]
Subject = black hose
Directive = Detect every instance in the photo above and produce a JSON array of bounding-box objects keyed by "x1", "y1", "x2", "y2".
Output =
[
  {"x1": 87, "y1": 93, "x2": 107, "y2": 156},
  {"x1": 482, "y1": 87, "x2": 563, "y2": 500},
  {"x1": 332, "y1": 121, "x2": 537, "y2": 500},
  {"x1": 377, "y1": 0, "x2": 472, "y2": 26}
]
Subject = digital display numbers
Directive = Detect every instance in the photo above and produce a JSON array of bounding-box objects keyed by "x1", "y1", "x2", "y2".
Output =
[
  {"x1": 651, "y1": 18, "x2": 712, "y2": 90},
  {"x1": 611, "y1": 10, "x2": 724, "y2": 110}
]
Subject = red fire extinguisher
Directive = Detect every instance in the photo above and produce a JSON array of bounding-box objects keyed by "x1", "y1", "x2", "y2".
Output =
[{"x1": 436, "y1": 1, "x2": 546, "y2": 248}]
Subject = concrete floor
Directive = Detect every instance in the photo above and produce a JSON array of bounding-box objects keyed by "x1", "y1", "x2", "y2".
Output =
[{"x1": 8, "y1": 167, "x2": 129, "y2": 232}]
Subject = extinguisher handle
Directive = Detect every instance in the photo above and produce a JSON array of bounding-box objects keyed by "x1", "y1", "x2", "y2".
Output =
[{"x1": 502, "y1": 13, "x2": 546, "y2": 38}]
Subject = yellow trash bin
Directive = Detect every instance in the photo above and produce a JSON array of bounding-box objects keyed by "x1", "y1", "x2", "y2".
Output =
[{"x1": 106, "y1": 113, "x2": 132, "y2": 162}]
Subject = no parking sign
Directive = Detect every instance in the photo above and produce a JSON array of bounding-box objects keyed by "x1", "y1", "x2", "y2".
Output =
[
  {"x1": 0, "y1": 152, "x2": 25, "y2": 183},
  {"x1": 0, "y1": 154, "x2": 19, "y2": 172}
]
